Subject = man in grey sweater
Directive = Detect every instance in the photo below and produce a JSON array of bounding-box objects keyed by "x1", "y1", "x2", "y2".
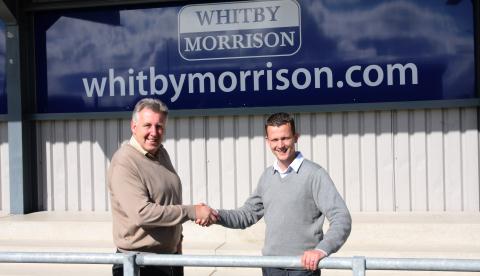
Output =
[{"x1": 216, "y1": 112, "x2": 351, "y2": 276}]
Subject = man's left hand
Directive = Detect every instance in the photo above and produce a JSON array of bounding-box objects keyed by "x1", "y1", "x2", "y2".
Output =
[{"x1": 301, "y1": 250, "x2": 326, "y2": 271}]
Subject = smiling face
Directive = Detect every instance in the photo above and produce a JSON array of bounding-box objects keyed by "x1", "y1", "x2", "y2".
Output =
[
  {"x1": 266, "y1": 123, "x2": 299, "y2": 171},
  {"x1": 131, "y1": 107, "x2": 166, "y2": 155}
]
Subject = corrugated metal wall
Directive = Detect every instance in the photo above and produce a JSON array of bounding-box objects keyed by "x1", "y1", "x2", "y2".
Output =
[
  {"x1": 0, "y1": 123, "x2": 9, "y2": 213},
  {"x1": 35, "y1": 107, "x2": 480, "y2": 212}
]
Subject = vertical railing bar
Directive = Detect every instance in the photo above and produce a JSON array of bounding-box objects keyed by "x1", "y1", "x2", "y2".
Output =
[
  {"x1": 352, "y1": 256, "x2": 366, "y2": 276},
  {"x1": 123, "y1": 253, "x2": 139, "y2": 276}
]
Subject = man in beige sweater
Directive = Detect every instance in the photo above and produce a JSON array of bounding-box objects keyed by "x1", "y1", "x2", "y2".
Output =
[{"x1": 107, "y1": 98, "x2": 217, "y2": 276}]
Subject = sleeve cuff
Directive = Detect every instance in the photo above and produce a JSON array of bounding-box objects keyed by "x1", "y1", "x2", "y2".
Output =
[
  {"x1": 315, "y1": 248, "x2": 328, "y2": 256},
  {"x1": 185, "y1": 205, "x2": 196, "y2": 220}
]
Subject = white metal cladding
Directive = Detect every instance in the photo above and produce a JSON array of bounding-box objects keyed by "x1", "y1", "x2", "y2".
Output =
[
  {"x1": 35, "y1": 107, "x2": 480, "y2": 212},
  {"x1": 0, "y1": 122, "x2": 9, "y2": 213}
]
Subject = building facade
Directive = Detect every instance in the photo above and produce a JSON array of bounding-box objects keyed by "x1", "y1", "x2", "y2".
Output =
[{"x1": 0, "y1": 0, "x2": 478, "y2": 214}]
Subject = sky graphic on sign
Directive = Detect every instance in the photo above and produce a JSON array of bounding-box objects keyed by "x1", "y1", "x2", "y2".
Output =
[{"x1": 34, "y1": 0, "x2": 476, "y2": 113}]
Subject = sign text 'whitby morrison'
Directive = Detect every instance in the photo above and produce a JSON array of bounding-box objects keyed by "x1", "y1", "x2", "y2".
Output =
[
  {"x1": 80, "y1": 0, "x2": 418, "y2": 105},
  {"x1": 178, "y1": 0, "x2": 301, "y2": 60}
]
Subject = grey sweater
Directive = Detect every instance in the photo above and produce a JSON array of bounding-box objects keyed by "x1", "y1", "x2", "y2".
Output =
[{"x1": 218, "y1": 159, "x2": 351, "y2": 256}]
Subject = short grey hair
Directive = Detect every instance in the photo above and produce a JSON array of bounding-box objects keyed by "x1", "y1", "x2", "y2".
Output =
[{"x1": 132, "y1": 98, "x2": 169, "y2": 122}]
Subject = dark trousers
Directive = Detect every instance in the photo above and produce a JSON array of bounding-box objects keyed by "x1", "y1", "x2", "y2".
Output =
[
  {"x1": 262, "y1": 267, "x2": 320, "y2": 276},
  {"x1": 112, "y1": 263, "x2": 183, "y2": 276},
  {"x1": 112, "y1": 250, "x2": 183, "y2": 276}
]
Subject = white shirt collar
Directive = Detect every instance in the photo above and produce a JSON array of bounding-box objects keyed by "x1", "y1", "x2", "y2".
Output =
[
  {"x1": 273, "y1": 152, "x2": 304, "y2": 175},
  {"x1": 129, "y1": 136, "x2": 148, "y2": 155},
  {"x1": 129, "y1": 136, "x2": 160, "y2": 159}
]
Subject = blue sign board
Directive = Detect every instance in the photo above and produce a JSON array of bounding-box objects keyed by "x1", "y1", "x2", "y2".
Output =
[
  {"x1": 0, "y1": 21, "x2": 6, "y2": 114},
  {"x1": 34, "y1": 0, "x2": 477, "y2": 113}
]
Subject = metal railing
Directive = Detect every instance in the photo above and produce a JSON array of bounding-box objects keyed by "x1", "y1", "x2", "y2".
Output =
[{"x1": 1, "y1": 252, "x2": 480, "y2": 276}]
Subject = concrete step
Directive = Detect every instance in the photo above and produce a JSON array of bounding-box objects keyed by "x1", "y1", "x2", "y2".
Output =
[
  {"x1": 0, "y1": 211, "x2": 112, "y2": 242},
  {"x1": 344, "y1": 212, "x2": 480, "y2": 254},
  {"x1": 0, "y1": 263, "x2": 111, "y2": 276},
  {"x1": 1, "y1": 212, "x2": 480, "y2": 257},
  {"x1": 210, "y1": 268, "x2": 477, "y2": 276},
  {"x1": 0, "y1": 211, "x2": 479, "y2": 276},
  {"x1": 2, "y1": 265, "x2": 471, "y2": 276},
  {"x1": 0, "y1": 263, "x2": 216, "y2": 276}
]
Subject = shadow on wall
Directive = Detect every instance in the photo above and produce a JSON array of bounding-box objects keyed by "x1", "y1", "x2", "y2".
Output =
[{"x1": 33, "y1": 107, "x2": 478, "y2": 212}]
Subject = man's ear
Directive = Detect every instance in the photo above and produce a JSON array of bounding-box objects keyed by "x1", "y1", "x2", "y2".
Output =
[
  {"x1": 130, "y1": 120, "x2": 136, "y2": 134},
  {"x1": 293, "y1": 133, "x2": 299, "y2": 143}
]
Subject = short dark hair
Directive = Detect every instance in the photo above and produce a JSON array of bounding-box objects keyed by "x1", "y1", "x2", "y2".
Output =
[
  {"x1": 265, "y1": 112, "x2": 296, "y2": 136},
  {"x1": 132, "y1": 98, "x2": 169, "y2": 122}
]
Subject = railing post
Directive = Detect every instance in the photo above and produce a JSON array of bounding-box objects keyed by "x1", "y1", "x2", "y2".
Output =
[
  {"x1": 352, "y1": 256, "x2": 366, "y2": 276},
  {"x1": 123, "y1": 253, "x2": 139, "y2": 276}
]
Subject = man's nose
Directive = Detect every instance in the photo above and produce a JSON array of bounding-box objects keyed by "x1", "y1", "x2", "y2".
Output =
[{"x1": 149, "y1": 127, "x2": 158, "y2": 135}]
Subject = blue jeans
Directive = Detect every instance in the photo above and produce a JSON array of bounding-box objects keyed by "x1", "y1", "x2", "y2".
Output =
[{"x1": 262, "y1": 267, "x2": 320, "y2": 276}]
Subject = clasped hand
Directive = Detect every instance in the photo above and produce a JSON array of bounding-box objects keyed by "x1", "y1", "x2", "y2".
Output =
[{"x1": 194, "y1": 203, "x2": 218, "y2": 227}]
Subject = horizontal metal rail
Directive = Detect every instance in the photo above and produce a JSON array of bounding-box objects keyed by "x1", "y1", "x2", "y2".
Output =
[
  {"x1": 0, "y1": 252, "x2": 123, "y2": 264},
  {"x1": 137, "y1": 254, "x2": 352, "y2": 269},
  {"x1": 366, "y1": 257, "x2": 480, "y2": 272},
  {"x1": 1, "y1": 252, "x2": 480, "y2": 276}
]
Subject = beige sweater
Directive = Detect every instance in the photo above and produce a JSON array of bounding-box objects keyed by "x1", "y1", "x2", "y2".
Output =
[{"x1": 108, "y1": 140, "x2": 196, "y2": 253}]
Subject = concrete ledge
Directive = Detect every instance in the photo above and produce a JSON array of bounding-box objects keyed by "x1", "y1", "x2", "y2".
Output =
[
  {"x1": 186, "y1": 212, "x2": 480, "y2": 258},
  {"x1": 0, "y1": 211, "x2": 479, "y2": 258},
  {"x1": 182, "y1": 221, "x2": 265, "y2": 256},
  {"x1": 0, "y1": 263, "x2": 111, "y2": 276},
  {"x1": 342, "y1": 212, "x2": 480, "y2": 258},
  {"x1": 0, "y1": 211, "x2": 112, "y2": 242},
  {"x1": 0, "y1": 240, "x2": 114, "y2": 253},
  {"x1": 1, "y1": 211, "x2": 479, "y2": 276}
]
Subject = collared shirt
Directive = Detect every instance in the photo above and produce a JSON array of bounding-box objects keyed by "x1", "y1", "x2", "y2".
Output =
[
  {"x1": 129, "y1": 136, "x2": 159, "y2": 159},
  {"x1": 273, "y1": 152, "x2": 304, "y2": 178}
]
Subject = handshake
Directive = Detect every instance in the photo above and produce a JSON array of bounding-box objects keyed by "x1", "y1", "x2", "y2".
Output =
[{"x1": 194, "y1": 203, "x2": 219, "y2": 227}]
